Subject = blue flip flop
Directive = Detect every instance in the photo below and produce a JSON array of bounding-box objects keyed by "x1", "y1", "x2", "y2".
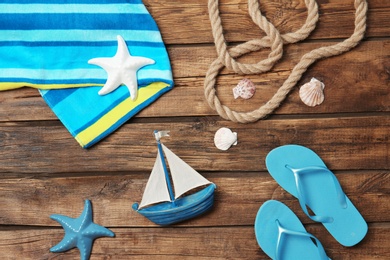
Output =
[
  {"x1": 255, "y1": 200, "x2": 330, "y2": 259},
  {"x1": 265, "y1": 145, "x2": 367, "y2": 246}
]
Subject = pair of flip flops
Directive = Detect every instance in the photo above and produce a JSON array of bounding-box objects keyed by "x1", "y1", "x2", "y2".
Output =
[{"x1": 255, "y1": 145, "x2": 368, "y2": 259}]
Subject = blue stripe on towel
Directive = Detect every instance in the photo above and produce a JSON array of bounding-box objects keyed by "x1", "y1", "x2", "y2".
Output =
[
  {"x1": 0, "y1": 45, "x2": 172, "y2": 70},
  {"x1": 0, "y1": 0, "x2": 174, "y2": 148},
  {"x1": 0, "y1": 30, "x2": 163, "y2": 44},
  {"x1": 1, "y1": 13, "x2": 157, "y2": 30},
  {"x1": 0, "y1": 4, "x2": 148, "y2": 14}
]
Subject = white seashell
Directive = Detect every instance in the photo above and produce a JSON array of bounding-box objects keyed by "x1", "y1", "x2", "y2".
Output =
[
  {"x1": 214, "y1": 127, "x2": 238, "y2": 151},
  {"x1": 299, "y1": 77, "x2": 325, "y2": 107},
  {"x1": 233, "y1": 78, "x2": 256, "y2": 99}
]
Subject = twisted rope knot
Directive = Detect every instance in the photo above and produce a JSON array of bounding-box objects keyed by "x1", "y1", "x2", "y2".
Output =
[{"x1": 204, "y1": 0, "x2": 368, "y2": 123}]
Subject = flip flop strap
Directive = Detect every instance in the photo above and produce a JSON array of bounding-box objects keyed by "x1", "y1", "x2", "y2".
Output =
[
  {"x1": 275, "y1": 220, "x2": 328, "y2": 260},
  {"x1": 286, "y1": 165, "x2": 347, "y2": 223}
]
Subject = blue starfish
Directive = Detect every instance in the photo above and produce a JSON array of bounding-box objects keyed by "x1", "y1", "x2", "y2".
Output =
[{"x1": 50, "y1": 200, "x2": 115, "y2": 260}]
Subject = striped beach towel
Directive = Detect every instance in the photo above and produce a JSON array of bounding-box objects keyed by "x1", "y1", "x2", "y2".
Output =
[{"x1": 0, "y1": 0, "x2": 174, "y2": 148}]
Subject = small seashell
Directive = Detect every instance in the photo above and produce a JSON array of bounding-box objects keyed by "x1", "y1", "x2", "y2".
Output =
[
  {"x1": 214, "y1": 127, "x2": 238, "y2": 151},
  {"x1": 233, "y1": 78, "x2": 256, "y2": 99},
  {"x1": 299, "y1": 77, "x2": 325, "y2": 107}
]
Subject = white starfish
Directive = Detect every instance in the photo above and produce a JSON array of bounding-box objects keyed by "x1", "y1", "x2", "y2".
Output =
[{"x1": 88, "y1": 35, "x2": 155, "y2": 100}]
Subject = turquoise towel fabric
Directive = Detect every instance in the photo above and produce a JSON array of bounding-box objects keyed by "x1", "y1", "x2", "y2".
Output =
[{"x1": 0, "y1": 0, "x2": 174, "y2": 148}]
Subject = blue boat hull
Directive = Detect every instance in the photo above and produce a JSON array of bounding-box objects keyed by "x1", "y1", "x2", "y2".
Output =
[{"x1": 132, "y1": 184, "x2": 216, "y2": 225}]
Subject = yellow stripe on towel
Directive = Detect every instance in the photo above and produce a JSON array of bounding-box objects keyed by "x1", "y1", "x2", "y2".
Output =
[{"x1": 75, "y1": 82, "x2": 169, "y2": 147}]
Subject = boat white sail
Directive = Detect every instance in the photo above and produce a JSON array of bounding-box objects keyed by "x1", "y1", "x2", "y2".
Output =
[
  {"x1": 138, "y1": 143, "x2": 211, "y2": 209},
  {"x1": 162, "y1": 144, "x2": 211, "y2": 199},
  {"x1": 138, "y1": 148, "x2": 171, "y2": 209},
  {"x1": 134, "y1": 131, "x2": 216, "y2": 225}
]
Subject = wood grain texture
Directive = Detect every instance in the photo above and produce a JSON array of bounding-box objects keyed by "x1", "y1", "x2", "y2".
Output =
[
  {"x1": 0, "y1": 115, "x2": 388, "y2": 174},
  {"x1": 0, "y1": 171, "x2": 388, "y2": 227},
  {"x1": 0, "y1": 224, "x2": 388, "y2": 259},
  {"x1": 0, "y1": 40, "x2": 388, "y2": 121},
  {"x1": 143, "y1": 0, "x2": 390, "y2": 44},
  {"x1": 0, "y1": 0, "x2": 389, "y2": 259}
]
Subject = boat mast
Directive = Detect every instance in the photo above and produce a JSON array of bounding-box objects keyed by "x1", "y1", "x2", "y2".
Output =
[{"x1": 154, "y1": 130, "x2": 175, "y2": 203}]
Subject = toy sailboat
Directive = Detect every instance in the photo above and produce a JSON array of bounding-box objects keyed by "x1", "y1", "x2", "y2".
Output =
[{"x1": 132, "y1": 130, "x2": 216, "y2": 225}]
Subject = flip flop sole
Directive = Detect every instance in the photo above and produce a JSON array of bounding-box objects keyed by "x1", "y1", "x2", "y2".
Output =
[
  {"x1": 255, "y1": 200, "x2": 329, "y2": 259},
  {"x1": 265, "y1": 145, "x2": 367, "y2": 246}
]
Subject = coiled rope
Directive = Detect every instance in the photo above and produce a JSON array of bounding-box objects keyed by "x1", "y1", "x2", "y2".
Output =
[{"x1": 204, "y1": 0, "x2": 368, "y2": 123}]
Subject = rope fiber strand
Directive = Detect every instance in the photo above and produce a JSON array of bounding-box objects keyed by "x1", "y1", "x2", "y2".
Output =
[{"x1": 204, "y1": 0, "x2": 368, "y2": 123}]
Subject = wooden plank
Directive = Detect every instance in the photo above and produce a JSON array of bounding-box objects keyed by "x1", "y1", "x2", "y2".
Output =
[
  {"x1": 143, "y1": 0, "x2": 390, "y2": 44},
  {"x1": 0, "y1": 40, "x2": 388, "y2": 121},
  {"x1": 0, "y1": 223, "x2": 388, "y2": 259},
  {"x1": 0, "y1": 115, "x2": 387, "y2": 174},
  {"x1": 0, "y1": 171, "x2": 388, "y2": 226}
]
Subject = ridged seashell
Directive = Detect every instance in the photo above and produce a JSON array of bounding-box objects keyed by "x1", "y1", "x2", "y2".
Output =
[
  {"x1": 233, "y1": 78, "x2": 256, "y2": 99},
  {"x1": 299, "y1": 78, "x2": 325, "y2": 107},
  {"x1": 214, "y1": 127, "x2": 237, "y2": 151}
]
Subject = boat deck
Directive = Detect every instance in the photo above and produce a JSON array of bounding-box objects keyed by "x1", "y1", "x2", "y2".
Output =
[{"x1": 0, "y1": 0, "x2": 389, "y2": 259}]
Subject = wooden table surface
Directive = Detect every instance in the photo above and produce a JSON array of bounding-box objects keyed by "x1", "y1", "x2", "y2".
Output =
[{"x1": 0, "y1": 0, "x2": 389, "y2": 259}]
